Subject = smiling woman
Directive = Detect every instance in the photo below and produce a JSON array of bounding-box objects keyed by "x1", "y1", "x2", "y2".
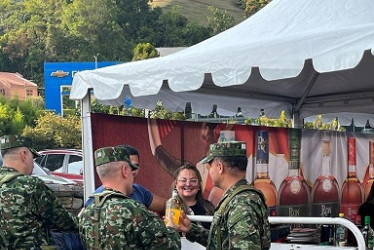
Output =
[{"x1": 173, "y1": 163, "x2": 215, "y2": 229}]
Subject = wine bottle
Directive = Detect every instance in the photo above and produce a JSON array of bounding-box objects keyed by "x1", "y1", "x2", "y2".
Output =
[
  {"x1": 363, "y1": 120, "x2": 373, "y2": 134},
  {"x1": 320, "y1": 213, "x2": 335, "y2": 246},
  {"x1": 364, "y1": 140, "x2": 374, "y2": 201},
  {"x1": 184, "y1": 102, "x2": 192, "y2": 119},
  {"x1": 341, "y1": 137, "x2": 363, "y2": 220},
  {"x1": 335, "y1": 212, "x2": 347, "y2": 247},
  {"x1": 253, "y1": 130, "x2": 277, "y2": 216},
  {"x1": 277, "y1": 129, "x2": 310, "y2": 218},
  {"x1": 311, "y1": 131, "x2": 340, "y2": 217},
  {"x1": 347, "y1": 214, "x2": 362, "y2": 247},
  {"x1": 362, "y1": 216, "x2": 374, "y2": 249},
  {"x1": 260, "y1": 108, "x2": 265, "y2": 117},
  {"x1": 164, "y1": 189, "x2": 182, "y2": 226},
  {"x1": 235, "y1": 107, "x2": 243, "y2": 117},
  {"x1": 345, "y1": 118, "x2": 355, "y2": 132},
  {"x1": 208, "y1": 104, "x2": 218, "y2": 118}
]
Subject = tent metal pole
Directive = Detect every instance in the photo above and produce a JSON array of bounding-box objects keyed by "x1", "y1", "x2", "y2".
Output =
[
  {"x1": 292, "y1": 110, "x2": 303, "y2": 129},
  {"x1": 294, "y1": 72, "x2": 320, "y2": 113},
  {"x1": 81, "y1": 90, "x2": 95, "y2": 203}
]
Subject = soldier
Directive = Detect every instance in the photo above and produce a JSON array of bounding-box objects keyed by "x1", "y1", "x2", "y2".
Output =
[
  {"x1": 0, "y1": 135, "x2": 79, "y2": 249},
  {"x1": 79, "y1": 146, "x2": 180, "y2": 249},
  {"x1": 177, "y1": 141, "x2": 271, "y2": 250},
  {"x1": 84, "y1": 144, "x2": 166, "y2": 214}
]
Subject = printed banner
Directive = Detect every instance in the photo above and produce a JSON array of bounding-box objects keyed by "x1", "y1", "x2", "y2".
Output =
[{"x1": 91, "y1": 113, "x2": 374, "y2": 220}]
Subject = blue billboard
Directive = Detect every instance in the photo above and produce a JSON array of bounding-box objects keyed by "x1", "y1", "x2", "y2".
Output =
[{"x1": 44, "y1": 61, "x2": 119, "y2": 115}]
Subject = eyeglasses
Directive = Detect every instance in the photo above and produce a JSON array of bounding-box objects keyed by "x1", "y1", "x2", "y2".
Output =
[{"x1": 177, "y1": 178, "x2": 199, "y2": 185}]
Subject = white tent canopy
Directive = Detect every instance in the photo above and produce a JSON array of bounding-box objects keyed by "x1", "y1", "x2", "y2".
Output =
[
  {"x1": 71, "y1": 0, "x2": 374, "y2": 119},
  {"x1": 70, "y1": 0, "x2": 374, "y2": 199}
]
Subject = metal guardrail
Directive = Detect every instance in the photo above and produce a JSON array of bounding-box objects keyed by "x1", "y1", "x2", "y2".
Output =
[{"x1": 188, "y1": 215, "x2": 366, "y2": 250}]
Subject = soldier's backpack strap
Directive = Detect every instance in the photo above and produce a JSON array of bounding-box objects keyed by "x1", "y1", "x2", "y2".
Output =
[
  {"x1": 90, "y1": 190, "x2": 127, "y2": 250},
  {"x1": 216, "y1": 184, "x2": 266, "y2": 250},
  {"x1": 0, "y1": 171, "x2": 23, "y2": 186},
  {"x1": 0, "y1": 171, "x2": 23, "y2": 249}
]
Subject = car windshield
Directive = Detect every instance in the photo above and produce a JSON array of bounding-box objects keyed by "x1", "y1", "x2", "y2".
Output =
[{"x1": 32, "y1": 161, "x2": 48, "y2": 175}]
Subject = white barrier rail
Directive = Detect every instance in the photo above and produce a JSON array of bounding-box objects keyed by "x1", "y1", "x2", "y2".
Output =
[{"x1": 188, "y1": 215, "x2": 366, "y2": 250}]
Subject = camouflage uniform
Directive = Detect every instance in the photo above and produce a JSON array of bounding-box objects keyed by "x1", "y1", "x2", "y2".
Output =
[
  {"x1": 186, "y1": 179, "x2": 271, "y2": 249},
  {"x1": 80, "y1": 188, "x2": 180, "y2": 249},
  {"x1": 79, "y1": 146, "x2": 180, "y2": 249},
  {"x1": 0, "y1": 167, "x2": 79, "y2": 249},
  {"x1": 186, "y1": 141, "x2": 271, "y2": 249}
]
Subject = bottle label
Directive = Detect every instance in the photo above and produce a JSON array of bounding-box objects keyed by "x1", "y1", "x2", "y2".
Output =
[
  {"x1": 164, "y1": 208, "x2": 181, "y2": 226},
  {"x1": 340, "y1": 204, "x2": 361, "y2": 221},
  {"x1": 368, "y1": 236, "x2": 374, "y2": 248},
  {"x1": 256, "y1": 131, "x2": 269, "y2": 163},
  {"x1": 277, "y1": 204, "x2": 309, "y2": 217},
  {"x1": 336, "y1": 225, "x2": 346, "y2": 246},
  {"x1": 310, "y1": 201, "x2": 340, "y2": 217},
  {"x1": 290, "y1": 179, "x2": 301, "y2": 194}
]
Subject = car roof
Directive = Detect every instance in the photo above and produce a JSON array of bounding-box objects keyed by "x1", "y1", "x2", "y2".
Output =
[{"x1": 37, "y1": 149, "x2": 82, "y2": 155}]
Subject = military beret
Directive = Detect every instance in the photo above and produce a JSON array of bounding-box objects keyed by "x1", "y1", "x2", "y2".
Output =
[
  {"x1": 95, "y1": 146, "x2": 138, "y2": 170},
  {"x1": 201, "y1": 141, "x2": 247, "y2": 164},
  {"x1": 0, "y1": 135, "x2": 40, "y2": 158}
]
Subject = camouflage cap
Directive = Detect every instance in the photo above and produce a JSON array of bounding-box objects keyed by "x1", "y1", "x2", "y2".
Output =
[
  {"x1": 94, "y1": 146, "x2": 138, "y2": 170},
  {"x1": 0, "y1": 135, "x2": 40, "y2": 158},
  {"x1": 201, "y1": 141, "x2": 247, "y2": 164}
]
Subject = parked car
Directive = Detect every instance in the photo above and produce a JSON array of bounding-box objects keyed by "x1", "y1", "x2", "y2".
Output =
[
  {"x1": 35, "y1": 149, "x2": 83, "y2": 185},
  {"x1": 0, "y1": 154, "x2": 75, "y2": 185},
  {"x1": 0, "y1": 154, "x2": 84, "y2": 214}
]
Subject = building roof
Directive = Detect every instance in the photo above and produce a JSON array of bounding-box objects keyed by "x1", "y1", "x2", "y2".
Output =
[
  {"x1": 156, "y1": 47, "x2": 186, "y2": 57},
  {"x1": 0, "y1": 72, "x2": 37, "y2": 88}
]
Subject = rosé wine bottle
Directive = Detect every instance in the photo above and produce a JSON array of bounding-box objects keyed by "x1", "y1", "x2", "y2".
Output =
[
  {"x1": 311, "y1": 131, "x2": 340, "y2": 217},
  {"x1": 277, "y1": 129, "x2": 310, "y2": 217},
  {"x1": 253, "y1": 130, "x2": 277, "y2": 216},
  {"x1": 340, "y1": 137, "x2": 363, "y2": 220},
  {"x1": 364, "y1": 140, "x2": 374, "y2": 201}
]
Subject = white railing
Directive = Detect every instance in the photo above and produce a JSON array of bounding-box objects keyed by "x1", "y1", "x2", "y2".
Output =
[{"x1": 188, "y1": 215, "x2": 366, "y2": 250}]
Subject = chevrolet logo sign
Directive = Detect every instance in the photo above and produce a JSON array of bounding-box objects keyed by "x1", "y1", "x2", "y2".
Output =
[{"x1": 50, "y1": 70, "x2": 69, "y2": 78}]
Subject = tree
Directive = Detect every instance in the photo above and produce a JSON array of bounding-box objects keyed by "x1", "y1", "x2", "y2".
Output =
[
  {"x1": 132, "y1": 43, "x2": 159, "y2": 61},
  {"x1": 0, "y1": 0, "x2": 217, "y2": 86},
  {"x1": 0, "y1": 102, "x2": 12, "y2": 135},
  {"x1": 207, "y1": 7, "x2": 236, "y2": 36},
  {"x1": 150, "y1": 6, "x2": 211, "y2": 47},
  {"x1": 22, "y1": 112, "x2": 81, "y2": 150},
  {"x1": 0, "y1": 0, "x2": 70, "y2": 83},
  {"x1": 245, "y1": 0, "x2": 272, "y2": 17},
  {"x1": 10, "y1": 107, "x2": 25, "y2": 135},
  {"x1": 0, "y1": 96, "x2": 43, "y2": 136}
]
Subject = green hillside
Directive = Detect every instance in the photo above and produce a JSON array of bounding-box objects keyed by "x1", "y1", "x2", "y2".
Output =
[{"x1": 151, "y1": 0, "x2": 246, "y2": 26}]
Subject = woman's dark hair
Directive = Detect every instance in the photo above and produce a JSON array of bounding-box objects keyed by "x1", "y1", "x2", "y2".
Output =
[
  {"x1": 117, "y1": 144, "x2": 139, "y2": 158},
  {"x1": 172, "y1": 163, "x2": 214, "y2": 215}
]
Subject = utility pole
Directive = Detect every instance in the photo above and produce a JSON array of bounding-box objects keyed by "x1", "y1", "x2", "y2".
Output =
[{"x1": 94, "y1": 54, "x2": 99, "y2": 69}]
